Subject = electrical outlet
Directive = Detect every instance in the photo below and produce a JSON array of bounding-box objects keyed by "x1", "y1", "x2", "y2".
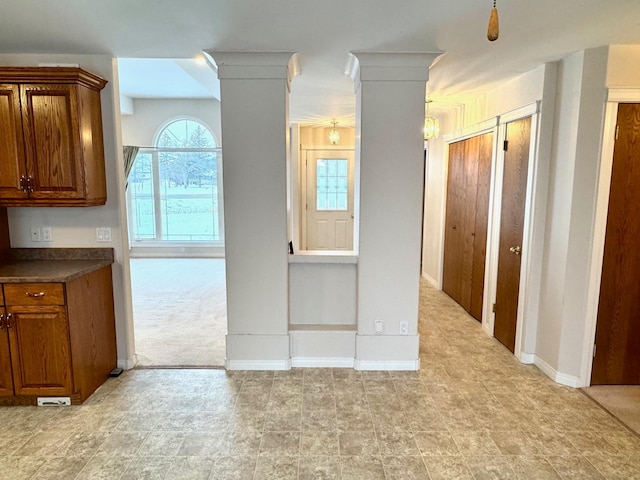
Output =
[
  {"x1": 400, "y1": 321, "x2": 409, "y2": 335},
  {"x1": 42, "y1": 226, "x2": 53, "y2": 242},
  {"x1": 96, "y1": 227, "x2": 112, "y2": 243},
  {"x1": 30, "y1": 227, "x2": 41, "y2": 242},
  {"x1": 375, "y1": 320, "x2": 384, "y2": 335}
]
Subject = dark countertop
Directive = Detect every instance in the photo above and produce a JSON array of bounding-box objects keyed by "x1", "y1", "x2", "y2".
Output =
[{"x1": 0, "y1": 248, "x2": 114, "y2": 283}]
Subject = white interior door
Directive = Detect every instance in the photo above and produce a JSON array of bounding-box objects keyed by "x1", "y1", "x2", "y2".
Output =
[{"x1": 305, "y1": 151, "x2": 354, "y2": 250}]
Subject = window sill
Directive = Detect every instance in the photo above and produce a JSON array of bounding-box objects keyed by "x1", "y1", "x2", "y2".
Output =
[{"x1": 288, "y1": 251, "x2": 358, "y2": 264}]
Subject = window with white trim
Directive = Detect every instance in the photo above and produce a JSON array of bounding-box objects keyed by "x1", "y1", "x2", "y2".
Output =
[{"x1": 127, "y1": 119, "x2": 223, "y2": 243}]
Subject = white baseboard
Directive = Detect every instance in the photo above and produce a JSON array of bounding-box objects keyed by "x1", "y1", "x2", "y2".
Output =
[
  {"x1": 518, "y1": 352, "x2": 535, "y2": 364},
  {"x1": 225, "y1": 359, "x2": 292, "y2": 371},
  {"x1": 291, "y1": 357, "x2": 355, "y2": 368},
  {"x1": 533, "y1": 355, "x2": 582, "y2": 388},
  {"x1": 421, "y1": 273, "x2": 439, "y2": 288},
  {"x1": 118, "y1": 355, "x2": 138, "y2": 370},
  {"x1": 354, "y1": 359, "x2": 420, "y2": 371}
]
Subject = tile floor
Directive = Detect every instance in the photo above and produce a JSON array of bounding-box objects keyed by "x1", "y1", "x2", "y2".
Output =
[{"x1": 1, "y1": 282, "x2": 639, "y2": 479}]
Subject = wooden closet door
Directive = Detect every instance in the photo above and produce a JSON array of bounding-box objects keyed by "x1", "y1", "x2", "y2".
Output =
[
  {"x1": 494, "y1": 117, "x2": 531, "y2": 352},
  {"x1": 469, "y1": 132, "x2": 493, "y2": 320},
  {"x1": 443, "y1": 139, "x2": 475, "y2": 309},
  {"x1": 592, "y1": 103, "x2": 640, "y2": 385},
  {"x1": 443, "y1": 133, "x2": 493, "y2": 320}
]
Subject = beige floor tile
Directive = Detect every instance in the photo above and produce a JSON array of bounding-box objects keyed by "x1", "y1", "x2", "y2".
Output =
[
  {"x1": 74, "y1": 454, "x2": 132, "y2": 480},
  {"x1": 545, "y1": 455, "x2": 605, "y2": 479},
  {"x1": 298, "y1": 455, "x2": 341, "y2": 480},
  {"x1": 377, "y1": 431, "x2": 420, "y2": 456},
  {"x1": 120, "y1": 456, "x2": 174, "y2": 480},
  {"x1": 341, "y1": 455, "x2": 385, "y2": 480},
  {"x1": 0, "y1": 457, "x2": 47, "y2": 480},
  {"x1": 339, "y1": 431, "x2": 380, "y2": 456},
  {"x1": 254, "y1": 456, "x2": 298, "y2": 480},
  {"x1": 264, "y1": 410, "x2": 302, "y2": 432},
  {"x1": 137, "y1": 431, "x2": 187, "y2": 456},
  {"x1": 423, "y1": 455, "x2": 474, "y2": 480},
  {"x1": 414, "y1": 431, "x2": 460, "y2": 456},
  {"x1": 208, "y1": 456, "x2": 257, "y2": 480},
  {"x1": 13, "y1": 430, "x2": 72, "y2": 456},
  {"x1": 301, "y1": 409, "x2": 338, "y2": 431},
  {"x1": 30, "y1": 456, "x2": 89, "y2": 479},
  {"x1": 96, "y1": 431, "x2": 148, "y2": 456},
  {"x1": 300, "y1": 431, "x2": 340, "y2": 456},
  {"x1": 465, "y1": 456, "x2": 517, "y2": 480},
  {"x1": 382, "y1": 455, "x2": 430, "y2": 480},
  {"x1": 259, "y1": 431, "x2": 300, "y2": 456},
  {"x1": 164, "y1": 456, "x2": 214, "y2": 480}
]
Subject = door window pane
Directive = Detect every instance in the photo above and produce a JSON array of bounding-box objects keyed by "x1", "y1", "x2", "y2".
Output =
[{"x1": 316, "y1": 158, "x2": 348, "y2": 211}]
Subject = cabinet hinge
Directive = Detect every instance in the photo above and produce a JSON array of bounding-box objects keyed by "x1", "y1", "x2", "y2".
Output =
[
  {"x1": 503, "y1": 140, "x2": 509, "y2": 151},
  {"x1": 593, "y1": 344, "x2": 597, "y2": 358},
  {"x1": 615, "y1": 125, "x2": 619, "y2": 141},
  {"x1": 492, "y1": 303, "x2": 496, "y2": 313}
]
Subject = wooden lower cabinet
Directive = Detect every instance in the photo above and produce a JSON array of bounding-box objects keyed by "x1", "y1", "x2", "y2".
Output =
[{"x1": 0, "y1": 266, "x2": 116, "y2": 404}]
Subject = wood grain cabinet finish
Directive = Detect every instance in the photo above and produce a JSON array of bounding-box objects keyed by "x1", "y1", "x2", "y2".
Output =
[
  {"x1": 0, "y1": 67, "x2": 107, "y2": 206},
  {"x1": 0, "y1": 266, "x2": 117, "y2": 404}
]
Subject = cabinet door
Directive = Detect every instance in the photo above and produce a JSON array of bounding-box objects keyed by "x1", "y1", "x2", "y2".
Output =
[
  {"x1": 0, "y1": 311, "x2": 14, "y2": 396},
  {"x1": 20, "y1": 84, "x2": 86, "y2": 201},
  {"x1": 0, "y1": 84, "x2": 27, "y2": 200},
  {"x1": 7, "y1": 306, "x2": 72, "y2": 396}
]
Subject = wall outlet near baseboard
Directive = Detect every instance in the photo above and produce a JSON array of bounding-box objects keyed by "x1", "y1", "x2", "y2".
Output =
[{"x1": 375, "y1": 320, "x2": 384, "y2": 335}]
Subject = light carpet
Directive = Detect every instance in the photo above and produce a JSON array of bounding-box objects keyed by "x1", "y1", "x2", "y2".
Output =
[
  {"x1": 130, "y1": 258, "x2": 227, "y2": 367},
  {"x1": 582, "y1": 385, "x2": 640, "y2": 436}
]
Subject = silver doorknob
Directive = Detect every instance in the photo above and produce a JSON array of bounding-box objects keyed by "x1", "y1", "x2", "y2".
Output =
[{"x1": 509, "y1": 246, "x2": 521, "y2": 255}]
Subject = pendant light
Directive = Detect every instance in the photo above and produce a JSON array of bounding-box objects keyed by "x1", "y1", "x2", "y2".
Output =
[
  {"x1": 424, "y1": 101, "x2": 440, "y2": 141},
  {"x1": 487, "y1": 0, "x2": 499, "y2": 41},
  {"x1": 328, "y1": 120, "x2": 340, "y2": 145}
]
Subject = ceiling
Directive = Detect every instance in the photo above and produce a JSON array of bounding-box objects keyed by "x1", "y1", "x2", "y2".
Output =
[{"x1": 2, "y1": 0, "x2": 640, "y2": 126}]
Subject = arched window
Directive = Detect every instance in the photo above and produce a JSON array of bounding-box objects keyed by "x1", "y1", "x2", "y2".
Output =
[{"x1": 127, "y1": 118, "x2": 223, "y2": 245}]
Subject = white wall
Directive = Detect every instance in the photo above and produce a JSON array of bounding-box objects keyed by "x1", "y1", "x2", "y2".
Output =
[
  {"x1": 607, "y1": 45, "x2": 640, "y2": 86},
  {"x1": 121, "y1": 98, "x2": 222, "y2": 147},
  {"x1": 1, "y1": 54, "x2": 134, "y2": 368},
  {"x1": 535, "y1": 48, "x2": 608, "y2": 383}
]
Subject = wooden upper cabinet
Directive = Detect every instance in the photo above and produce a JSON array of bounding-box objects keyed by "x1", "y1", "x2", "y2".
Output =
[
  {"x1": 0, "y1": 67, "x2": 107, "y2": 207},
  {"x1": 0, "y1": 84, "x2": 26, "y2": 200}
]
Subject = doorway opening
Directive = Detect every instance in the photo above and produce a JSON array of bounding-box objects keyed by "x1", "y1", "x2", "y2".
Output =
[
  {"x1": 118, "y1": 58, "x2": 226, "y2": 367},
  {"x1": 293, "y1": 125, "x2": 358, "y2": 252}
]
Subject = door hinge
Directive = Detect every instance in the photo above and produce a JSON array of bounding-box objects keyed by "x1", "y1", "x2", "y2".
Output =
[
  {"x1": 593, "y1": 344, "x2": 597, "y2": 358},
  {"x1": 615, "y1": 124, "x2": 619, "y2": 141},
  {"x1": 503, "y1": 140, "x2": 509, "y2": 151},
  {"x1": 492, "y1": 303, "x2": 496, "y2": 313}
]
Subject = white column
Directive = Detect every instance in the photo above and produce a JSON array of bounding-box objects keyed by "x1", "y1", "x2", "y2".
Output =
[
  {"x1": 206, "y1": 51, "x2": 299, "y2": 370},
  {"x1": 350, "y1": 52, "x2": 441, "y2": 370}
]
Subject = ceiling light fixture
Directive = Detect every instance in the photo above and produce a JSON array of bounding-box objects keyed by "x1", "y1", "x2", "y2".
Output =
[
  {"x1": 424, "y1": 101, "x2": 440, "y2": 141},
  {"x1": 487, "y1": 0, "x2": 499, "y2": 41},
  {"x1": 329, "y1": 120, "x2": 340, "y2": 145}
]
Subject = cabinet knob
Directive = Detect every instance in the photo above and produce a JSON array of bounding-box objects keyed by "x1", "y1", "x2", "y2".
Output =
[
  {"x1": 25, "y1": 291, "x2": 46, "y2": 298},
  {"x1": 5, "y1": 313, "x2": 12, "y2": 329},
  {"x1": 0, "y1": 313, "x2": 4, "y2": 330}
]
